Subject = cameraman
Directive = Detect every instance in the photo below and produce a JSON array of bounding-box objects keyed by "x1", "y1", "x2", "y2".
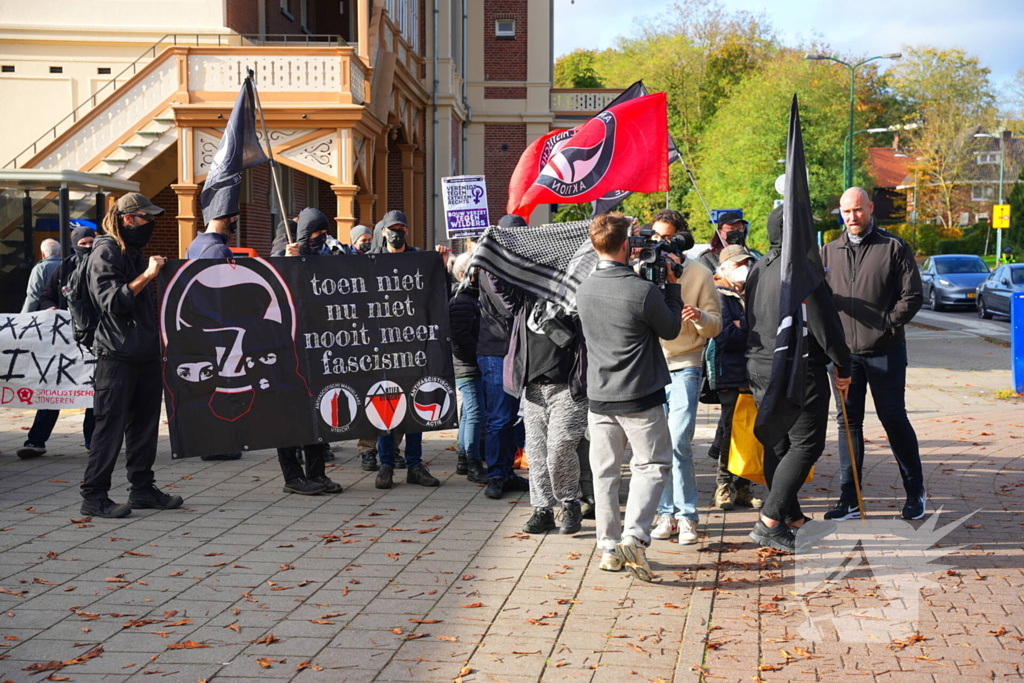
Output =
[
  {"x1": 576, "y1": 212, "x2": 682, "y2": 582},
  {"x1": 649, "y1": 209, "x2": 721, "y2": 545}
]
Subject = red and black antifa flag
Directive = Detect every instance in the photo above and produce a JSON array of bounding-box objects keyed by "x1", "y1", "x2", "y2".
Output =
[
  {"x1": 506, "y1": 92, "x2": 669, "y2": 220},
  {"x1": 199, "y1": 77, "x2": 267, "y2": 224},
  {"x1": 591, "y1": 81, "x2": 682, "y2": 216},
  {"x1": 753, "y1": 95, "x2": 826, "y2": 448},
  {"x1": 158, "y1": 252, "x2": 456, "y2": 458}
]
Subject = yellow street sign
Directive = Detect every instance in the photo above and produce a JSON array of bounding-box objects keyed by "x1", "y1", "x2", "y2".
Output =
[{"x1": 993, "y1": 204, "x2": 1011, "y2": 229}]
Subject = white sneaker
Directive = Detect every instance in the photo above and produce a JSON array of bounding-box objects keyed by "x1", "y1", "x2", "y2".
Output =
[
  {"x1": 617, "y1": 538, "x2": 653, "y2": 582},
  {"x1": 599, "y1": 549, "x2": 623, "y2": 572},
  {"x1": 678, "y1": 518, "x2": 699, "y2": 545},
  {"x1": 650, "y1": 515, "x2": 678, "y2": 540}
]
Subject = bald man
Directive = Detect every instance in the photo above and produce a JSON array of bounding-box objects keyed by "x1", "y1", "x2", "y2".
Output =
[{"x1": 820, "y1": 187, "x2": 924, "y2": 522}]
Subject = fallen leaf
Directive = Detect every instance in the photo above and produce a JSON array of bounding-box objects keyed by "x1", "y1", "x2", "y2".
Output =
[
  {"x1": 409, "y1": 619, "x2": 441, "y2": 624},
  {"x1": 256, "y1": 657, "x2": 277, "y2": 669},
  {"x1": 460, "y1": 602, "x2": 484, "y2": 608},
  {"x1": 400, "y1": 633, "x2": 427, "y2": 640},
  {"x1": 166, "y1": 641, "x2": 210, "y2": 650},
  {"x1": 253, "y1": 633, "x2": 280, "y2": 645}
]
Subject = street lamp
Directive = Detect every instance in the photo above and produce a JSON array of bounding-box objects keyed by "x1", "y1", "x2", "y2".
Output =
[
  {"x1": 974, "y1": 130, "x2": 1009, "y2": 261},
  {"x1": 806, "y1": 52, "x2": 902, "y2": 189}
]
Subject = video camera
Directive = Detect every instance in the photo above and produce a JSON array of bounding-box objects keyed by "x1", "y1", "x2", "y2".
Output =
[{"x1": 628, "y1": 228, "x2": 695, "y2": 286}]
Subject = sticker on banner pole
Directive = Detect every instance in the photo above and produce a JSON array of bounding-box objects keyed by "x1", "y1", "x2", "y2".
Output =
[{"x1": 442, "y1": 175, "x2": 490, "y2": 240}]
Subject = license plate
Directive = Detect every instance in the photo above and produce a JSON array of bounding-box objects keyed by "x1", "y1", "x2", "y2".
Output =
[{"x1": 967, "y1": 292, "x2": 976, "y2": 298}]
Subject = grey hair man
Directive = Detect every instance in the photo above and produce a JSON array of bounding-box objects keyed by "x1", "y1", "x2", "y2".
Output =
[{"x1": 22, "y1": 238, "x2": 62, "y2": 312}]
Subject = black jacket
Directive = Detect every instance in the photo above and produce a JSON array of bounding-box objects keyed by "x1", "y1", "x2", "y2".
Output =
[
  {"x1": 39, "y1": 256, "x2": 76, "y2": 311},
  {"x1": 476, "y1": 271, "x2": 517, "y2": 357},
  {"x1": 449, "y1": 282, "x2": 481, "y2": 379},
  {"x1": 87, "y1": 235, "x2": 160, "y2": 363},
  {"x1": 712, "y1": 286, "x2": 749, "y2": 389},
  {"x1": 745, "y1": 216, "x2": 850, "y2": 378},
  {"x1": 820, "y1": 224, "x2": 923, "y2": 356}
]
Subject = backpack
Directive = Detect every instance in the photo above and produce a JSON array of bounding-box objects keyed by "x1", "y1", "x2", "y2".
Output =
[{"x1": 62, "y1": 252, "x2": 99, "y2": 348}]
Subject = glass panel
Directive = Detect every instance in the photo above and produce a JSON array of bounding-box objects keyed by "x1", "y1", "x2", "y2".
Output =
[{"x1": 934, "y1": 257, "x2": 989, "y2": 274}]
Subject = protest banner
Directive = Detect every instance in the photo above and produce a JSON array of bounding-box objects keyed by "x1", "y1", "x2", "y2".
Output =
[
  {"x1": 442, "y1": 175, "x2": 490, "y2": 239},
  {"x1": 0, "y1": 310, "x2": 95, "y2": 410},
  {"x1": 158, "y1": 252, "x2": 456, "y2": 458}
]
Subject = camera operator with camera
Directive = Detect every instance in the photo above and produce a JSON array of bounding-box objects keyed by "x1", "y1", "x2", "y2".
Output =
[
  {"x1": 642, "y1": 209, "x2": 722, "y2": 545},
  {"x1": 576, "y1": 212, "x2": 683, "y2": 582}
]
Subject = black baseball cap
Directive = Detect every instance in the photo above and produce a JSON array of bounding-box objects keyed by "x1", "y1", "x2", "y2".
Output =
[
  {"x1": 382, "y1": 210, "x2": 408, "y2": 230},
  {"x1": 717, "y1": 211, "x2": 747, "y2": 227}
]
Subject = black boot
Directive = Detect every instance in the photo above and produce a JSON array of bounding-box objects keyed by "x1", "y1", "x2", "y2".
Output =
[
  {"x1": 456, "y1": 452, "x2": 469, "y2": 475},
  {"x1": 523, "y1": 507, "x2": 555, "y2": 534},
  {"x1": 466, "y1": 460, "x2": 488, "y2": 484},
  {"x1": 580, "y1": 494, "x2": 596, "y2": 520},
  {"x1": 375, "y1": 466, "x2": 394, "y2": 490},
  {"x1": 560, "y1": 500, "x2": 583, "y2": 535},
  {"x1": 360, "y1": 450, "x2": 379, "y2": 472},
  {"x1": 407, "y1": 464, "x2": 440, "y2": 487}
]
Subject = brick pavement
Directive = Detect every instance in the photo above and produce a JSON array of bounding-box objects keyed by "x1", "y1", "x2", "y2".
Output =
[{"x1": 0, "y1": 327, "x2": 1021, "y2": 682}]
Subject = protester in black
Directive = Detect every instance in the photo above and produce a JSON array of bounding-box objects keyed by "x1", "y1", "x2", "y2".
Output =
[
  {"x1": 698, "y1": 211, "x2": 749, "y2": 273},
  {"x1": 277, "y1": 208, "x2": 344, "y2": 495},
  {"x1": 449, "y1": 253, "x2": 486, "y2": 482},
  {"x1": 82, "y1": 193, "x2": 183, "y2": 518},
  {"x1": 745, "y1": 205, "x2": 851, "y2": 552},
  {"x1": 16, "y1": 226, "x2": 96, "y2": 460}
]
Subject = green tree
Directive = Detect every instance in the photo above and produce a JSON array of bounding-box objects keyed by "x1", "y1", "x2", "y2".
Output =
[
  {"x1": 888, "y1": 46, "x2": 998, "y2": 230},
  {"x1": 1007, "y1": 162, "x2": 1024, "y2": 252},
  {"x1": 554, "y1": 49, "x2": 604, "y2": 88}
]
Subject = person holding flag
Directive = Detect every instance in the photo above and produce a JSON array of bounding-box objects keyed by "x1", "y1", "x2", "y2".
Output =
[{"x1": 743, "y1": 97, "x2": 851, "y2": 553}]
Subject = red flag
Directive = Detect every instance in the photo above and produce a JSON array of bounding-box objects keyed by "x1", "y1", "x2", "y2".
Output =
[{"x1": 506, "y1": 92, "x2": 669, "y2": 219}]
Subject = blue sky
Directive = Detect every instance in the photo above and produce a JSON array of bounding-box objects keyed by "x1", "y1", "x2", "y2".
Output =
[{"x1": 553, "y1": 0, "x2": 1024, "y2": 88}]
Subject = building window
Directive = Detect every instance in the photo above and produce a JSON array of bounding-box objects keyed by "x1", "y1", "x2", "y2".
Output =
[
  {"x1": 977, "y1": 152, "x2": 1000, "y2": 164},
  {"x1": 971, "y1": 184, "x2": 996, "y2": 201},
  {"x1": 98, "y1": 67, "x2": 111, "y2": 75},
  {"x1": 1, "y1": 65, "x2": 13, "y2": 73},
  {"x1": 495, "y1": 18, "x2": 515, "y2": 39},
  {"x1": 49, "y1": 66, "x2": 63, "y2": 74},
  {"x1": 300, "y1": 0, "x2": 310, "y2": 33},
  {"x1": 280, "y1": 0, "x2": 294, "y2": 21}
]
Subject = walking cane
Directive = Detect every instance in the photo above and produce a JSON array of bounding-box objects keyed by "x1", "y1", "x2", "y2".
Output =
[{"x1": 833, "y1": 371, "x2": 867, "y2": 527}]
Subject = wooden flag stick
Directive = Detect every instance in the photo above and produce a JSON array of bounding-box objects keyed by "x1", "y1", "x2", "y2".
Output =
[
  {"x1": 249, "y1": 69, "x2": 293, "y2": 245},
  {"x1": 834, "y1": 371, "x2": 867, "y2": 527}
]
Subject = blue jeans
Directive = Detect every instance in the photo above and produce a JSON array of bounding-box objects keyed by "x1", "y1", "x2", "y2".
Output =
[
  {"x1": 477, "y1": 355, "x2": 518, "y2": 481},
  {"x1": 832, "y1": 342, "x2": 923, "y2": 502},
  {"x1": 378, "y1": 432, "x2": 421, "y2": 469},
  {"x1": 657, "y1": 367, "x2": 702, "y2": 521},
  {"x1": 27, "y1": 409, "x2": 95, "y2": 448},
  {"x1": 456, "y1": 377, "x2": 484, "y2": 462}
]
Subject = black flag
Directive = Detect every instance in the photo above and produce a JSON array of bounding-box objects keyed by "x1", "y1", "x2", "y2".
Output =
[
  {"x1": 590, "y1": 81, "x2": 682, "y2": 216},
  {"x1": 199, "y1": 78, "x2": 267, "y2": 225},
  {"x1": 753, "y1": 95, "x2": 826, "y2": 448}
]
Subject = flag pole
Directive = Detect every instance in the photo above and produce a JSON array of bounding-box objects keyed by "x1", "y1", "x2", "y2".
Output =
[
  {"x1": 249, "y1": 69, "x2": 294, "y2": 245},
  {"x1": 678, "y1": 154, "x2": 713, "y2": 223},
  {"x1": 834, "y1": 372, "x2": 867, "y2": 526}
]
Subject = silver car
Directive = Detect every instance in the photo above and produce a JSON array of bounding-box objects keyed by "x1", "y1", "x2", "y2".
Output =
[
  {"x1": 976, "y1": 263, "x2": 1024, "y2": 319},
  {"x1": 919, "y1": 254, "x2": 990, "y2": 311}
]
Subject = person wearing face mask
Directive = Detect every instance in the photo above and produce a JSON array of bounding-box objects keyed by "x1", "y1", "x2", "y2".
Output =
[
  {"x1": 16, "y1": 226, "x2": 97, "y2": 460},
  {"x1": 349, "y1": 225, "x2": 373, "y2": 254},
  {"x1": 699, "y1": 212, "x2": 749, "y2": 273},
  {"x1": 82, "y1": 193, "x2": 182, "y2": 518},
  {"x1": 181, "y1": 212, "x2": 245, "y2": 462},
  {"x1": 705, "y1": 245, "x2": 762, "y2": 511}
]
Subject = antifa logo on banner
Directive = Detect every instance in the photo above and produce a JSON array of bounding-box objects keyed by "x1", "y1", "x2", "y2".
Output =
[
  {"x1": 535, "y1": 111, "x2": 616, "y2": 199},
  {"x1": 317, "y1": 384, "x2": 359, "y2": 433},
  {"x1": 411, "y1": 377, "x2": 455, "y2": 427},
  {"x1": 365, "y1": 380, "x2": 407, "y2": 431}
]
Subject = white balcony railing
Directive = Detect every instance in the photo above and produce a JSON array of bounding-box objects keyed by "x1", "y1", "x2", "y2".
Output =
[{"x1": 550, "y1": 89, "x2": 623, "y2": 113}]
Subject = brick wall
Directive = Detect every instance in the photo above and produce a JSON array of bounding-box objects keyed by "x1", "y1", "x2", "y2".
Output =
[
  {"x1": 484, "y1": 0, "x2": 527, "y2": 82},
  {"x1": 142, "y1": 185, "x2": 183, "y2": 260},
  {"x1": 483, "y1": 124, "x2": 525, "y2": 220},
  {"x1": 484, "y1": 87, "x2": 526, "y2": 100},
  {"x1": 225, "y1": 0, "x2": 259, "y2": 35},
  {"x1": 266, "y1": 0, "x2": 302, "y2": 34},
  {"x1": 242, "y1": 164, "x2": 273, "y2": 256},
  {"x1": 318, "y1": 179, "x2": 335, "y2": 221},
  {"x1": 387, "y1": 134, "x2": 404, "y2": 212}
]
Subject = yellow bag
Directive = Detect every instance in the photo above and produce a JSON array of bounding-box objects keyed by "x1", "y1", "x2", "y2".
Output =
[{"x1": 727, "y1": 392, "x2": 813, "y2": 486}]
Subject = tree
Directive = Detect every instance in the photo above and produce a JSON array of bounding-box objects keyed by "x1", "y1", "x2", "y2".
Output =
[
  {"x1": 888, "y1": 46, "x2": 998, "y2": 230},
  {"x1": 1007, "y1": 162, "x2": 1024, "y2": 252},
  {"x1": 553, "y1": 50, "x2": 603, "y2": 88}
]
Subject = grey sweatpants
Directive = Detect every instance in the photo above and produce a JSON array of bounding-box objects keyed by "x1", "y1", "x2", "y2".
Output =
[
  {"x1": 588, "y1": 406, "x2": 672, "y2": 551},
  {"x1": 524, "y1": 382, "x2": 588, "y2": 508}
]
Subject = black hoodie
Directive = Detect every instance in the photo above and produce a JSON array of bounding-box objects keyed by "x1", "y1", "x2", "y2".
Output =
[
  {"x1": 744, "y1": 205, "x2": 850, "y2": 377},
  {"x1": 87, "y1": 234, "x2": 159, "y2": 362},
  {"x1": 296, "y1": 207, "x2": 330, "y2": 255}
]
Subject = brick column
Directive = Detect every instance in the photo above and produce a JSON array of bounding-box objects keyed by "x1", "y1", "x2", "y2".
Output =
[
  {"x1": 171, "y1": 183, "x2": 199, "y2": 258},
  {"x1": 375, "y1": 130, "x2": 391, "y2": 222},
  {"x1": 399, "y1": 143, "x2": 417, "y2": 246},
  {"x1": 412, "y1": 150, "x2": 426, "y2": 248}
]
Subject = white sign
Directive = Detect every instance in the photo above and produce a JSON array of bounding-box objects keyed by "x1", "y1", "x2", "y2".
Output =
[
  {"x1": 442, "y1": 175, "x2": 490, "y2": 240},
  {"x1": 0, "y1": 310, "x2": 95, "y2": 409}
]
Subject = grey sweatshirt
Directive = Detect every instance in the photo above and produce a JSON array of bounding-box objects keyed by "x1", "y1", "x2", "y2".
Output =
[{"x1": 575, "y1": 262, "x2": 683, "y2": 403}]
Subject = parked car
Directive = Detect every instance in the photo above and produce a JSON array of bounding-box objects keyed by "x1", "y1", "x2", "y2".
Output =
[
  {"x1": 919, "y1": 254, "x2": 990, "y2": 311},
  {"x1": 976, "y1": 263, "x2": 1024, "y2": 319}
]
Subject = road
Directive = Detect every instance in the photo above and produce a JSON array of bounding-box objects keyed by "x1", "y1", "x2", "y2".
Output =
[{"x1": 911, "y1": 305, "x2": 1012, "y2": 344}]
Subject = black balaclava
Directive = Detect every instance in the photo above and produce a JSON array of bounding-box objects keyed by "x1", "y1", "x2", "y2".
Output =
[
  {"x1": 71, "y1": 227, "x2": 95, "y2": 258},
  {"x1": 296, "y1": 207, "x2": 330, "y2": 255},
  {"x1": 122, "y1": 216, "x2": 156, "y2": 249},
  {"x1": 498, "y1": 214, "x2": 528, "y2": 228}
]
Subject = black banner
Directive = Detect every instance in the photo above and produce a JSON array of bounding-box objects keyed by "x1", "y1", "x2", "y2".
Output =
[{"x1": 158, "y1": 252, "x2": 456, "y2": 458}]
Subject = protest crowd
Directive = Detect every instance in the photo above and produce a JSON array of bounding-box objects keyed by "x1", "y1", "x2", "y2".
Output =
[{"x1": 9, "y1": 90, "x2": 927, "y2": 586}]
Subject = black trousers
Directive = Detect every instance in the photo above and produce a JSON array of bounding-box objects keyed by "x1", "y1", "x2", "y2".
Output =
[
  {"x1": 277, "y1": 444, "x2": 328, "y2": 483},
  {"x1": 81, "y1": 357, "x2": 162, "y2": 503},
  {"x1": 748, "y1": 363, "x2": 830, "y2": 524}
]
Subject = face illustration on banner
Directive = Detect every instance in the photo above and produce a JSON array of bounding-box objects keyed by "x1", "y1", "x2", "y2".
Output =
[
  {"x1": 364, "y1": 380, "x2": 407, "y2": 431},
  {"x1": 161, "y1": 258, "x2": 308, "y2": 425}
]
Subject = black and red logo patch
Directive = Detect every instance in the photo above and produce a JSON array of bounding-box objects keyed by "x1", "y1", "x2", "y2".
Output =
[{"x1": 535, "y1": 110, "x2": 617, "y2": 199}]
